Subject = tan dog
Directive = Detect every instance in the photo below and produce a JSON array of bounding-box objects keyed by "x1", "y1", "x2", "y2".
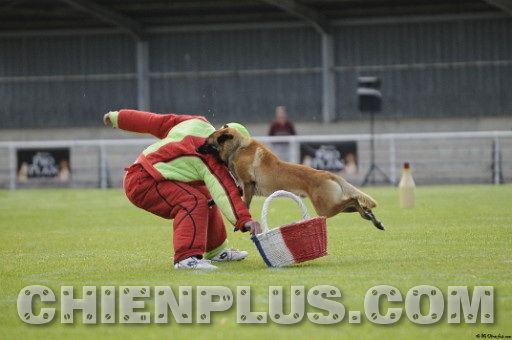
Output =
[{"x1": 197, "y1": 127, "x2": 384, "y2": 230}]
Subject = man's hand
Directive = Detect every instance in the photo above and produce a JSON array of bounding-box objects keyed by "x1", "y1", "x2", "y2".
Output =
[
  {"x1": 242, "y1": 220, "x2": 261, "y2": 235},
  {"x1": 103, "y1": 113, "x2": 112, "y2": 126}
]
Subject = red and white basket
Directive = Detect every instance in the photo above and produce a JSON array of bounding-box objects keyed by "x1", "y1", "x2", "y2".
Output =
[{"x1": 251, "y1": 190, "x2": 327, "y2": 267}]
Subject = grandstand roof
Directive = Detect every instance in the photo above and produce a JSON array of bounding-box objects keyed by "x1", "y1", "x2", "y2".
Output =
[{"x1": 0, "y1": 0, "x2": 507, "y2": 35}]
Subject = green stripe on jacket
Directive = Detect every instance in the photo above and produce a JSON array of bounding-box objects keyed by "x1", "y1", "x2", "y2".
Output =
[
  {"x1": 154, "y1": 156, "x2": 237, "y2": 225},
  {"x1": 143, "y1": 119, "x2": 215, "y2": 155}
]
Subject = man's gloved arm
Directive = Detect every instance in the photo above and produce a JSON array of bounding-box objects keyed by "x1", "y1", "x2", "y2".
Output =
[
  {"x1": 199, "y1": 156, "x2": 253, "y2": 231},
  {"x1": 103, "y1": 109, "x2": 199, "y2": 139}
]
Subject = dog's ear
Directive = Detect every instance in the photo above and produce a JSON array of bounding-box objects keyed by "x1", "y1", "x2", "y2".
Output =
[{"x1": 217, "y1": 133, "x2": 234, "y2": 144}]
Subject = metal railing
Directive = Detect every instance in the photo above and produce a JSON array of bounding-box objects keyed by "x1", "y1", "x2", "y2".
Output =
[{"x1": 0, "y1": 130, "x2": 510, "y2": 189}]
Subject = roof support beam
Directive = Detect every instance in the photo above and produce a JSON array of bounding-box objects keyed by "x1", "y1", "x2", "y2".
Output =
[
  {"x1": 260, "y1": 0, "x2": 330, "y2": 34},
  {"x1": 321, "y1": 34, "x2": 336, "y2": 123},
  {"x1": 136, "y1": 40, "x2": 150, "y2": 111},
  {"x1": 482, "y1": 0, "x2": 512, "y2": 16},
  {"x1": 58, "y1": 0, "x2": 143, "y2": 39},
  {"x1": 262, "y1": 0, "x2": 335, "y2": 122}
]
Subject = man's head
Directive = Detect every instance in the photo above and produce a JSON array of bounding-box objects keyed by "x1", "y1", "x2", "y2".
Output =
[
  {"x1": 197, "y1": 124, "x2": 250, "y2": 163},
  {"x1": 275, "y1": 106, "x2": 288, "y2": 124}
]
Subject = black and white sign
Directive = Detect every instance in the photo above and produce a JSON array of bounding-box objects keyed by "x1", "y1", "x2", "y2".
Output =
[
  {"x1": 300, "y1": 142, "x2": 358, "y2": 175},
  {"x1": 17, "y1": 148, "x2": 70, "y2": 182}
]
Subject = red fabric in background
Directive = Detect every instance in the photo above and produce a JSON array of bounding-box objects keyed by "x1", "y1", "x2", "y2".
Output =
[{"x1": 268, "y1": 121, "x2": 296, "y2": 136}]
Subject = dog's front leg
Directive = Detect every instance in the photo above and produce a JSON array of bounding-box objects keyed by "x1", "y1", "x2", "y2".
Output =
[{"x1": 242, "y1": 182, "x2": 255, "y2": 208}]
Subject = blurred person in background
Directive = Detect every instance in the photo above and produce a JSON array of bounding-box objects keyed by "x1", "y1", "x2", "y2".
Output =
[
  {"x1": 58, "y1": 159, "x2": 70, "y2": 182},
  {"x1": 268, "y1": 106, "x2": 296, "y2": 161},
  {"x1": 343, "y1": 152, "x2": 358, "y2": 176},
  {"x1": 268, "y1": 106, "x2": 296, "y2": 136}
]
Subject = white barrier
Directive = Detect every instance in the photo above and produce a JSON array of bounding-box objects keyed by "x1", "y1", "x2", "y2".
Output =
[{"x1": 0, "y1": 130, "x2": 511, "y2": 189}]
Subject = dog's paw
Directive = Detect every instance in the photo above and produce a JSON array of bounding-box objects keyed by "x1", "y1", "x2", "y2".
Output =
[{"x1": 363, "y1": 208, "x2": 384, "y2": 230}]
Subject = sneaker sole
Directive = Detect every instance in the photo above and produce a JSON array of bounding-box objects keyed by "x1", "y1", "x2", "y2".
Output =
[
  {"x1": 174, "y1": 266, "x2": 218, "y2": 270},
  {"x1": 210, "y1": 255, "x2": 248, "y2": 262}
]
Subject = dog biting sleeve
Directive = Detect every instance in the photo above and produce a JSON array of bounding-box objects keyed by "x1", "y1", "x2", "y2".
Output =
[
  {"x1": 113, "y1": 109, "x2": 207, "y2": 139},
  {"x1": 197, "y1": 157, "x2": 252, "y2": 229}
]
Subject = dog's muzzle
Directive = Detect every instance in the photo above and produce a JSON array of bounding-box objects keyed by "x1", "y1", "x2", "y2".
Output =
[{"x1": 197, "y1": 143, "x2": 216, "y2": 154}]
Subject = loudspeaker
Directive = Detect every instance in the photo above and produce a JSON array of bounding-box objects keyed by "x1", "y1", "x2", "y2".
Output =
[
  {"x1": 358, "y1": 76, "x2": 381, "y2": 89},
  {"x1": 357, "y1": 76, "x2": 382, "y2": 112}
]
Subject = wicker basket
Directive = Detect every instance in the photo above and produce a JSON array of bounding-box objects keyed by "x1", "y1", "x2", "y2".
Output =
[{"x1": 251, "y1": 190, "x2": 327, "y2": 267}]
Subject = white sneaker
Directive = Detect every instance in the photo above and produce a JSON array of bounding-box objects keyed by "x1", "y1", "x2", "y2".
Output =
[
  {"x1": 174, "y1": 256, "x2": 218, "y2": 270},
  {"x1": 209, "y1": 248, "x2": 248, "y2": 262}
]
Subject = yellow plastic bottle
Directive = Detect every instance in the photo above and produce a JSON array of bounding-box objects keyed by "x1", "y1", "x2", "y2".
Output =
[{"x1": 399, "y1": 162, "x2": 415, "y2": 209}]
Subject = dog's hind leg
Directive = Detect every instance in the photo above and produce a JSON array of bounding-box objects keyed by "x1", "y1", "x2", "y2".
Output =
[
  {"x1": 355, "y1": 204, "x2": 384, "y2": 230},
  {"x1": 338, "y1": 198, "x2": 359, "y2": 213},
  {"x1": 366, "y1": 210, "x2": 384, "y2": 230}
]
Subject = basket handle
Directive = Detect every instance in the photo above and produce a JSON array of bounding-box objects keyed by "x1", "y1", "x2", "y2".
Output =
[{"x1": 260, "y1": 190, "x2": 310, "y2": 233}]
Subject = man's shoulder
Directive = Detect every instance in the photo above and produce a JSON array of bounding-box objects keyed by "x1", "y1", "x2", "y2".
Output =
[{"x1": 167, "y1": 117, "x2": 215, "y2": 138}]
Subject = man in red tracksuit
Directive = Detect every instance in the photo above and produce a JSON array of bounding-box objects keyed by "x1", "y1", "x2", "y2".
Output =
[{"x1": 103, "y1": 109, "x2": 261, "y2": 270}]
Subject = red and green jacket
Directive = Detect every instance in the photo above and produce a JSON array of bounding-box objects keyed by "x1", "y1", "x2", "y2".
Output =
[{"x1": 108, "y1": 109, "x2": 252, "y2": 230}]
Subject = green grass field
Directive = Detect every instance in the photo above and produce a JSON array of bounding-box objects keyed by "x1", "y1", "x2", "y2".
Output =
[{"x1": 1, "y1": 185, "x2": 511, "y2": 340}]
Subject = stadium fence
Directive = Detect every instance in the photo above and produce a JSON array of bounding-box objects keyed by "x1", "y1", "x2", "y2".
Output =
[{"x1": 0, "y1": 131, "x2": 510, "y2": 189}]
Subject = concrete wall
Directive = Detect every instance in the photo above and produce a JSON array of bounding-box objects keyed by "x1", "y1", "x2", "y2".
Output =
[{"x1": 0, "y1": 116, "x2": 510, "y2": 141}]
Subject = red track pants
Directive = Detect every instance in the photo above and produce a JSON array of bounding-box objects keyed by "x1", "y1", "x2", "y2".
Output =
[{"x1": 123, "y1": 164, "x2": 227, "y2": 263}]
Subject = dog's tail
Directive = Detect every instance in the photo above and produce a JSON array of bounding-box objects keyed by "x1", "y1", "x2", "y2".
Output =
[{"x1": 333, "y1": 176, "x2": 377, "y2": 209}]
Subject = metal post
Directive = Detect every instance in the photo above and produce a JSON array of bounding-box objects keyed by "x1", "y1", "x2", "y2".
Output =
[
  {"x1": 321, "y1": 33, "x2": 336, "y2": 123},
  {"x1": 290, "y1": 139, "x2": 301, "y2": 164},
  {"x1": 493, "y1": 136, "x2": 501, "y2": 185},
  {"x1": 136, "y1": 40, "x2": 150, "y2": 111},
  {"x1": 389, "y1": 137, "x2": 396, "y2": 185},
  {"x1": 361, "y1": 112, "x2": 392, "y2": 186},
  {"x1": 99, "y1": 144, "x2": 108, "y2": 189},
  {"x1": 8, "y1": 143, "x2": 16, "y2": 190},
  {"x1": 369, "y1": 112, "x2": 375, "y2": 184}
]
